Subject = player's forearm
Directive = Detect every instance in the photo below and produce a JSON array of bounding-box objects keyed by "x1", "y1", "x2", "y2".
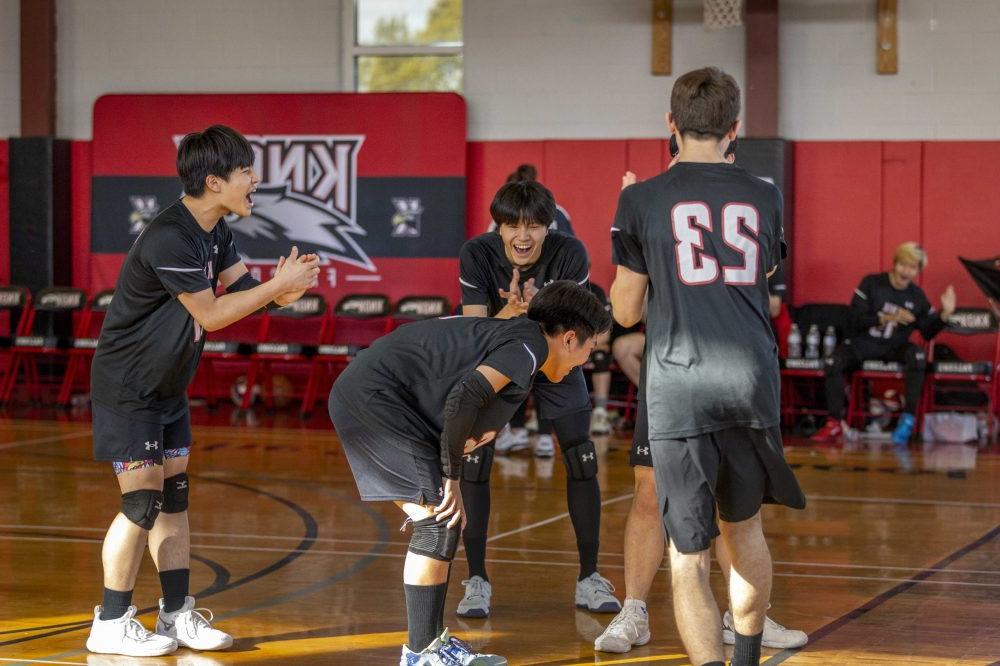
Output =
[
  {"x1": 201, "y1": 280, "x2": 286, "y2": 332},
  {"x1": 440, "y1": 372, "x2": 495, "y2": 479}
]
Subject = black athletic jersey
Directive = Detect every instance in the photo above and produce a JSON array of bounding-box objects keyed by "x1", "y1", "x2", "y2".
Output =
[
  {"x1": 612, "y1": 162, "x2": 785, "y2": 439},
  {"x1": 486, "y1": 203, "x2": 575, "y2": 236},
  {"x1": 91, "y1": 200, "x2": 241, "y2": 423},
  {"x1": 459, "y1": 232, "x2": 589, "y2": 316},
  {"x1": 330, "y1": 316, "x2": 549, "y2": 460},
  {"x1": 849, "y1": 273, "x2": 945, "y2": 349}
]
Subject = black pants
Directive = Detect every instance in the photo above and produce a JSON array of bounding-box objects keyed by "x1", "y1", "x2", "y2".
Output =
[{"x1": 824, "y1": 340, "x2": 927, "y2": 419}]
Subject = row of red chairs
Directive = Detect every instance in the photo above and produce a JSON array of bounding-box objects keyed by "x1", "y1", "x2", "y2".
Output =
[
  {"x1": 0, "y1": 286, "x2": 451, "y2": 418},
  {"x1": 781, "y1": 305, "x2": 1000, "y2": 441}
]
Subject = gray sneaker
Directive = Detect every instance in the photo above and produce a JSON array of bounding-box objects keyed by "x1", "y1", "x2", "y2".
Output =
[
  {"x1": 494, "y1": 425, "x2": 530, "y2": 454},
  {"x1": 456, "y1": 576, "x2": 492, "y2": 618},
  {"x1": 722, "y1": 609, "x2": 808, "y2": 649},
  {"x1": 575, "y1": 573, "x2": 622, "y2": 613},
  {"x1": 594, "y1": 602, "x2": 650, "y2": 653},
  {"x1": 400, "y1": 629, "x2": 507, "y2": 665}
]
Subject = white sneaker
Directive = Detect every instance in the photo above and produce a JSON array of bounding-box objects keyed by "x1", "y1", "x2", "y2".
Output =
[
  {"x1": 575, "y1": 573, "x2": 622, "y2": 613},
  {"x1": 594, "y1": 600, "x2": 650, "y2": 653},
  {"x1": 494, "y1": 425, "x2": 530, "y2": 454},
  {"x1": 534, "y1": 434, "x2": 555, "y2": 458},
  {"x1": 722, "y1": 609, "x2": 808, "y2": 649},
  {"x1": 86, "y1": 606, "x2": 178, "y2": 657},
  {"x1": 400, "y1": 629, "x2": 507, "y2": 665},
  {"x1": 456, "y1": 576, "x2": 492, "y2": 618},
  {"x1": 590, "y1": 407, "x2": 611, "y2": 435},
  {"x1": 156, "y1": 597, "x2": 233, "y2": 651},
  {"x1": 524, "y1": 410, "x2": 539, "y2": 433}
]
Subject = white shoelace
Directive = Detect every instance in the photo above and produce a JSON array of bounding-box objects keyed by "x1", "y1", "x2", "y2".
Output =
[
  {"x1": 123, "y1": 612, "x2": 155, "y2": 642},
  {"x1": 605, "y1": 611, "x2": 640, "y2": 638},
  {"x1": 187, "y1": 608, "x2": 215, "y2": 630},
  {"x1": 462, "y1": 579, "x2": 488, "y2": 602},
  {"x1": 588, "y1": 574, "x2": 617, "y2": 599}
]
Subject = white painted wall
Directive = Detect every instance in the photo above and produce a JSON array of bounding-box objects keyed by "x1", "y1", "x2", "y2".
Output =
[
  {"x1": 0, "y1": 0, "x2": 19, "y2": 138},
  {"x1": 55, "y1": 0, "x2": 345, "y2": 139},
  {"x1": 463, "y1": 0, "x2": 745, "y2": 140}
]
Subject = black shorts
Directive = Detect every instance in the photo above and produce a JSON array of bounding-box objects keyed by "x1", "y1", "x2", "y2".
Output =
[
  {"x1": 650, "y1": 427, "x2": 772, "y2": 554},
  {"x1": 92, "y1": 402, "x2": 192, "y2": 463},
  {"x1": 329, "y1": 395, "x2": 444, "y2": 505},
  {"x1": 532, "y1": 366, "x2": 591, "y2": 421}
]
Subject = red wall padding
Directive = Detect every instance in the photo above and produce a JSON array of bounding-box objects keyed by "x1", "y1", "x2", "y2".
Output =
[
  {"x1": 71, "y1": 141, "x2": 93, "y2": 293},
  {"x1": 0, "y1": 140, "x2": 8, "y2": 284}
]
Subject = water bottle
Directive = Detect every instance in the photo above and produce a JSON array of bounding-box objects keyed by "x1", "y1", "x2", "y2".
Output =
[
  {"x1": 787, "y1": 323, "x2": 803, "y2": 359},
  {"x1": 805, "y1": 324, "x2": 821, "y2": 359},
  {"x1": 822, "y1": 326, "x2": 837, "y2": 358}
]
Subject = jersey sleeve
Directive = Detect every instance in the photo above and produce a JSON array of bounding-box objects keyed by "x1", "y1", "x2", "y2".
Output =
[
  {"x1": 849, "y1": 274, "x2": 880, "y2": 333},
  {"x1": 555, "y1": 236, "x2": 590, "y2": 284},
  {"x1": 216, "y1": 221, "x2": 243, "y2": 273},
  {"x1": 458, "y1": 241, "x2": 492, "y2": 307},
  {"x1": 611, "y1": 188, "x2": 648, "y2": 275},
  {"x1": 144, "y1": 230, "x2": 211, "y2": 297},
  {"x1": 480, "y1": 335, "x2": 546, "y2": 390},
  {"x1": 765, "y1": 187, "x2": 787, "y2": 272}
]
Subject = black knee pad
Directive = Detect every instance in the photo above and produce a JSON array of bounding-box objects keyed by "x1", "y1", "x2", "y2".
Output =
[
  {"x1": 904, "y1": 346, "x2": 927, "y2": 372},
  {"x1": 408, "y1": 516, "x2": 460, "y2": 562},
  {"x1": 462, "y1": 445, "x2": 494, "y2": 483},
  {"x1": 162, "y1": 473, "x2": 189, "y2": 513},
  {"x1": 562, "y1": 440, "x2": 598, "y2": 480},
  {"x1": 589, "y1": 349, "x2": 611, "y2": 373},
  {"x1": 121, "y1": 489, "x2": 164, "y2": 530}
]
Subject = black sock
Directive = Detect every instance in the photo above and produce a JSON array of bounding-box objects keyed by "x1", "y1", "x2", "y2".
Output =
[
  {"x1": 566, "y1": 477, "x2": 601, "y2": 580},
  {"x1": 100, "y1": 588, "x2": 133, "y2": 620},
  {"x1": 732, "y1": 629, "x2": 763, "y2": 666},
  {"x1": 701, "y1": 662, "x2": 725, "y2": 666},
  {"x1": 404, "y1": 582, "x2": 447, "y2": 652},
  {"x1": 436, "y1": 565, "x2": 452, "y2": 635},
  {"x1": 158, "y1": 568, "x2": 190, "y2": 613},
  {"x1": 460, "y1": 479, "x2": 491, "y2": 582}
]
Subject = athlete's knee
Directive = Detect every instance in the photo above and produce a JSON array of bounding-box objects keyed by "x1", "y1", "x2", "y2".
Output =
[
  {"x1": 162, "y1": 473, "x2": 189, "y2": 513},
  {"x1": 904, "y1": 345, "x2": 927, "y2": 372},
  {"x1": 408, "y1": 516, "x2": 460, "y2": 562},
  {"x1": 461, "y1": 445, "x2": 494, "y2": 484},
  {"x1": 632, "y1": 467, "x2": 659, "y2": 514},
  {"x1": 825, "y1": 346, "x2": 851, "y2": 376},
  {"x1": 589, "y1": 349, "x2": 611, "y2": 374},
  {"x1": 668, "y1": 546, "x2": 712, "y2": 579},
  {"x1": 121, "y1": 488, "x2": 164, "y2": 530},
  {"x1": 562, "y1": 440, "x2": 598, "y2": 480}
]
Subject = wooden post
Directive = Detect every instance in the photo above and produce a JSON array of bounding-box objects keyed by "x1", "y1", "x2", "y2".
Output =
[
  {"x1": 745, "y1": 0, "x2": 779, "y2": 137},
  {"x1": 876, "y1": 0, "x2": 898, "y2": 74},
  {"x1": 652, "y1": 0, "x2": 672, "y2": 76},
  {"x1": 20, "y1": 0, "x2": 57, "y2": 136}
]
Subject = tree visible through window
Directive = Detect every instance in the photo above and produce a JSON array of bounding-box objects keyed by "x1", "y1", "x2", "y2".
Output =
[{"x1": 354, "y1": 0, "x2": 462, "y2": 93}]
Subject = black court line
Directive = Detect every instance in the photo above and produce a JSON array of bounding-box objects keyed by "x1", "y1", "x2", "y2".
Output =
[{"x1": 760, "y1": 523, "x2": 1000, "y2": 665}]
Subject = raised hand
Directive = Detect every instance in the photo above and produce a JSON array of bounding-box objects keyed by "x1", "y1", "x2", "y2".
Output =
[
  {"x1": 274, "y1": 245, "x2": 320, "y2": 295},
  {"x1": 622, "y1": 171, "x2": 637, "y2": 190},
  {"x1": 941, "y1": 284, "x2": 957, "y2": 318},
  {"x1": 521, "y1": 277, "x2": 539, "y2": 304}
]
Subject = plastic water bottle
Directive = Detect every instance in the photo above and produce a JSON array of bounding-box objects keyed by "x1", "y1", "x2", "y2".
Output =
[
  {"x1": 822, "y1": 326, "x2": 837, "y2": 358},
  {"x1": 787, "y1": 323, "x2": 803, "y2": 359},
  {"x1": 805, "y1": 324, "x2": 821, "y2": 359}
]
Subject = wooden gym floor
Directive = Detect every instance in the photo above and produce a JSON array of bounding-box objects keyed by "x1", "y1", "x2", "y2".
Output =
[{"x1": 0, "y1": 408, "x2": 998, "y2": 665}]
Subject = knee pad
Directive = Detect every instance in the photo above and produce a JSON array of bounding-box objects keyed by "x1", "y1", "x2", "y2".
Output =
[
  {"x1": 121, "y1": 489, "x2": 164, "y2": 530},
  {"x1": 905, "y1": 346, "x2": 927, "y2": 371},
  {"x1": 462, "y1": 445, "x2": 494, "y2": 484},
  {"x1": 562, "y1": 440, "x2": 598, "y2": 480},
  {"x1": 162, "y1": 473, "x2": 189, "y2": 513},
  {"x1": 408, "y1": 516, "x2": 460, "y2": 562},
  {"x1": 589, "y1": 349, "x2": 611, "y2": 373}
]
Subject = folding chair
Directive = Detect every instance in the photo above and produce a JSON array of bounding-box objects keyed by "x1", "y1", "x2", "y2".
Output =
[
  {"x1": 780, "y1": 303, "x2": 850, "y2": 426},
  {"x1": 192, "y1": 306, "x2": 268, "y2": 407},
  {"x1": 1, "y1": 287, "x2": 87, "y2": 403},
  {"x1": 0, "y1": 286, "x2": 32, "y2": 385},
  {"x1": 845, "y1": 345, "x2": 930, "y2": 432},
  {"x1": 392, "y1": 295, "x2": 451, "y2": 328},
  {"x1": 57, "y1": 289, "x2": 114, "y2": 406},
  {"x1": 299, "y1": 294, "x2": 393, "y2": 419},
  {"x1": 921, "y1": 308, "x2": 999, "y2": 442}
]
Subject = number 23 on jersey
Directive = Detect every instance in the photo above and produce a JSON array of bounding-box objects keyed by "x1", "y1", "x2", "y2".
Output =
[{"x1": 672, "y1": 202, "x2": 760, "y2": 286}]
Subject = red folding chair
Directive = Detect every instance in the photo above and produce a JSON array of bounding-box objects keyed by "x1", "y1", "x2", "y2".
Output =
[
  {"x1": 1, "y1": 287, "x2": 87, "y2": 403},
  {"x1": 391, "y1": 295, "x2": 451, "y2": 329},
  {"x1": 779, "y1": 303, "x2": 850, "y2": 426},
  {"x1": 921, "y1": 308, "x2": 999, "y2": 442},
  {"x1": 299, "y1": 294, "x2": 393, "y2": 419},
  {"x1": 845, "y1": 345, "x2": 930, "y2": 432},
  {"x1": 57, "y1": 289, "x2": 114, "y2": 406},
  {"x1": 191, "y1": 307, "x2": 268, "y2": 407},
  {"x1": 0, "y1": 287, "x2": 32, "y2": 387},
  {"x1": 242, "y1": 294, "x2": 330, "y2": 411}
]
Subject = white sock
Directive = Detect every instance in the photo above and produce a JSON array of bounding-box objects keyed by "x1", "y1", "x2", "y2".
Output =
[{"x1": 623, "y1": 597, "x2": 647, "y2": 613}]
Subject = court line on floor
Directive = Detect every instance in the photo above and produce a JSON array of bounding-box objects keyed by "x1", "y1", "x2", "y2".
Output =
[
  {"x1": 0, "y1": 659, "x2": 83, "y2": 665},
  {"x1": 0, "y1": 431, "x2": 91, "y2": 451},
  {"x1": 760, "y1": 522, "x2": 1000, "y2": 665},
  {"x1": 4, "y1": 524, "x2": 1000, "y2": 577},
  {"x1": 482, "y1": 491, "x2": 635, "y2": 544},
  {"x1": 808, "y1": 494, "x2": 1000, "y2": 509}
]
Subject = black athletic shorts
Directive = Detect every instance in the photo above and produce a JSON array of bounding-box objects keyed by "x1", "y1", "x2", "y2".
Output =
[
  {"x1": 651, "y1": 427, "x2": 775, "y2": 554},
  {"x1": 92, "y1": 401, "x2": 192, "y2": 462},
  {"x1": 329, "y1": 395, "x2": 444, "y2": 505},
  {"x1": 532, "y1": 366, "x2": 591, "y2": 421}
]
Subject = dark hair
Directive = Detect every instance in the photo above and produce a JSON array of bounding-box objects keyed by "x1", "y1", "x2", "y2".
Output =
[
  {"x1": 176, "y1": 125, "x2": 255, "y2": 197},
  {"x1": 670, "y1": 67, "x2": 741, "y2": 140},
  {"x1": 506, "y1": 163, "x2": 538, "y2": 183},
  {"x1": 490, "y1": 180, "x2": 556, "y2": 228},
  {"x1": 527, "y1": 280, "x2": 613, "y2": 343}
]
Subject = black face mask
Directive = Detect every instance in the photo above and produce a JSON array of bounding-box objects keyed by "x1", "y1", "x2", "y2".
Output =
[{"x1": 669, "y1": 134, "x2": 737, "y2": 159}]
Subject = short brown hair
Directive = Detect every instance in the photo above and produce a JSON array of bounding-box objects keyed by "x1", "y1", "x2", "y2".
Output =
[{"x1": 670, "y1": 67, "x2": 741, "y2": 140}]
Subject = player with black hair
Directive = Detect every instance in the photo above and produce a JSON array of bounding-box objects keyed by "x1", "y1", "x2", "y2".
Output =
[
  {"x1": 455, "y1": 180, "x2": 622, "y2": 619},
  {"x1": 86, "y1": 125, "x2": 321, "y2": 657},
  {"x1": 328, "y1": 281, "x2": 612, "y2": 665}
]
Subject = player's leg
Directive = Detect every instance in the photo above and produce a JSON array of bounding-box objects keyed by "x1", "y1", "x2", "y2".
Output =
[
  {"x1": 813, "y1": 343, "x2": 863, "y2": 442},
  {"x1": 611, "y1": 332, "x2": 644, "y2": 387},
  {"x1": 650, "y1": 436, "x2": 725, "y2": 666},
  {"x1": 891, "y1": 342, "x2": 927, "y2": 446},
  {"x1": 457, "y1": 444, "x2": 494, "y2": 617},
  {"x1": 589, "y1": 329, "x2": 613, "y2": 435},
  {"x1": 87, "y1": 405, "x2": 176, "y2": 656},
  {"x1": 398, "y1": 499, "x2": 456, "y2": 653}
]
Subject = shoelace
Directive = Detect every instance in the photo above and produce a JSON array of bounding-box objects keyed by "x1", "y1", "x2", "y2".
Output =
[
  {"x1": 605, "y1": 611, "x2": 640, "y2": 638},
  {"x1": 588, "y1": 574, "x2": 617, "y2": 598},
  {"x1": 123, "y1": 611, "x2": 155, "y2": 642},
  {"x1": 765, "y1": 616, "x2": 788, "y2": 632},
  {"x1": 461, "y1": 579, "x2": 488, "y2": 602},
  {"x1": 187, "y1": 608, "x2": 215, "y2": 630}
]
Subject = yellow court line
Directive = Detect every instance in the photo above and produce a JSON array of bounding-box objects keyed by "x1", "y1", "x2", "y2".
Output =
[{"x1": 560, "y1": 654, "x2": 689, "y2": 666}]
